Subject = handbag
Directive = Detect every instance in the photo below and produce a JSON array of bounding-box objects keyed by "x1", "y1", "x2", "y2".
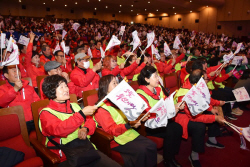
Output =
[{"x1": 48, "y1": 137, "x2": 101, "y2": 167}]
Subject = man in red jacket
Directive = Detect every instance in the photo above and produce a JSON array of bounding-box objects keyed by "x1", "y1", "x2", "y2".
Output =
[
  {"x1": 40, "y1": 45, "x2": 55, "y2": 66},
  {"x1": 175, "y1": 69, "x2": 225, "y2": 167},
  {"x1": 54, "y1": 50, "x2": 72, "y2": 73},
  {"x1": 92, "y1": 41, "x2": 102, "y2": 58},
  {"x1": 70, "y1": 53, "x2": 102, "y2": 97},
  {"x1": 0, "y1": 65, "x2": 40, "y2": 134}
]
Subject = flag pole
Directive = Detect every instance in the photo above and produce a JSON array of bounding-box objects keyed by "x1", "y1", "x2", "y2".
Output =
[
  {"x1": 231, "y1": 64, "x2": 238, "y2": 72},
  {"x1": 224, "y1": 100, "x2": 237, "y2": 103},
  {"x1": 138, "y1": 111, "x2": 150, "y2": 122},
  {"x1": 1, "y1": 31, "x2": 2, "y2": 62},
  {"x1": 16, "y1": 64, "x2": 19, "y2": 80}
]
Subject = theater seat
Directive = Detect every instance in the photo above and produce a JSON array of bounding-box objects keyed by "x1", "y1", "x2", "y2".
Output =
[
  {"x1": 36, "y1": 75, "x2": 48, "y2": 97},
  {"x1": 164, "y1": 72, "x2": 179, "y2": 94},
  {"x1": 137, "y1": 122, "x2": 163, "y2": 149},
  {"x1": 0, "y1": 106, "x2": 43, "y2": 167},
  {"x1": 83, "y1": 89, "x2": 124, "y2": 165}
]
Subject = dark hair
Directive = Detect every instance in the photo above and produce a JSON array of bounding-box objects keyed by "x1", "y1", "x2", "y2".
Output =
[
  {"x1": 189, "y1": 69, "x2": 203, "y2": 84},
  {"x1": 2, "y1": 66, "x2": 9, "y2": 74},
  {"x1": 42, "y1": 75, "x2": 67, "y2": 99},
  {"x1": 192, "y1": 60, "x2": 203, "y2": 71},
  {"x1": 32, "y1": 51, "x2": 39, "y2": 58},
  {"x1": 18, "y1": 44, "x2": 26, "y2": 52},
  {"x1": 139, "y1": 53, "x2": 150, "y2": 66},
  {"x1": 97, "y1": 75, "x2": 115, "y2": 104},
  {"x1": 124, "y1": 55, "x2": 135, "y2": 67},
  {"x1": 41, "y1": 45, "x2": 49, "y2": 52},
  {"x1": 137, "y1": 66, "x2": 157, "y2": 86},
  {"x1": 54, "y1": 50, "x2": 64, "y2": 56},
  {"x1": 240, "y1": 69, "x2": 250, "y2": 80},
  {"x1": 186, "y1": 61, "x2": 194, "y2": 74}
]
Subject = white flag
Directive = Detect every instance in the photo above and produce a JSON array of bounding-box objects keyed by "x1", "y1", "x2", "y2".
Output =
[
  {"x1": 65, "y1": 46, "x2": 70, "y2": 55},
  {"x1": 232, "y1": 87, "x2": 250, "y2": 102},
  {"x1": 223, "y1": 51, "x2": 234, "y2": 63},
  {"x1": 18, "y1": 35, "x2": 30, "y2": 46},
  {"x1": 1, "y1": 33, "x2": 6, "y2": 48},
  {"x1": 60, "y1": 41, "x2": 66, "y2": 56},
  {"x1": 53, "y1": 43, "x2": 61, "y2": 54},
  {"x1": 173, "y1": 36, "x2": 181, "y2": 49},
  {"x1": 88, "y1": 47, "x2": 93, "y2": 58},
  {"x1": 106, "y1": 80, "x2": 148, "y2": 121},
  {"x1": 6, "y1": 37, "x2": 15, "y2": 52},
  {"x1": 165, "y1": 91, "x2": 177, "y2": 119},
  {"x1": 1, "y1": 43, "x2": 19, "y2": 66},
  {"x1": 53, "y1": 24, "x2": 63, "y2": 31},
  {"x1": 100, "y1": 47, "x2": 105, "y2": 58},
  {"x1": 151, "y1": 45, "x2": 160, "y2": 60},
  {"x1": 182, "y1": 85, "x2": 209, "y2": 116},
  {"x1": 164, "y1": 42, "x2": 172, "y2": 57},
  {"x1": 205, "y1": 38, "x2": 210, "y2": 45},
  {"x1": 191, "y1": 35, "x2": 195, "y2": 41},
  {"x1": 62, "y1": 30, "x2": 67, "y2": 39},
  {"x1": 72, "y1": 23, "x2": 80, "y2": 32},
  {"x1": 224, "y1": 37, "x2": 228, "y2": 42},
  {"x1": 145, "y1": 31, "x2": 155, "y2": 49},
  {"x1": 145, "y1": 99, "x2": 168, "y2": 129},
  {"x1": 130, "y1": 31, "x2": 141, "y2": 52},
  {"x1": 105, "y1": 35, "x2": 121, "y2": 52},
  {"x1": 196, "y1": 77, "x2": 211, "y2": 104},
  {"x1": 232, "y1": 41, "x2": 237, "y2": 47},
  {"x1": 119, "y1": 26, "x2": 126, "y2": 36},
  {"x1": 231, "y1": 56, "x2": 243, "y2": 65},
  {"x1": 234, "y1": 43, "x2": 242, "y2": 55}
]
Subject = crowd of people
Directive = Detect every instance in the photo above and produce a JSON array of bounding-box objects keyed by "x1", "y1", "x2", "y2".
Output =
[{"x1": 0, "y1": 15, "x2": 250, "y2": 167}]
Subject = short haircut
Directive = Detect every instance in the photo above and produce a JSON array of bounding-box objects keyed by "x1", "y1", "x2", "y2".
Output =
[
  {"x1": 41, "y1": 45, "x2": 49, "y2": 52},
  {"x1": 192, "y1": 60, "x2": 203, "y2": 71},
  {"x1": 42, "y1": 75, "x2": 67, "y2": 99},
  {"x1": 54, "y1": 50, "x2": 64, "y2": 56},
  {"x1": 18, "y1": 44, "x2": 26, "y2": 52},
  {"x1": 137, "y1": 66, "x2": 157, "y2": 86},
  {"x1": 189, "y1": 69, "x2": 203, "y2": 85}
]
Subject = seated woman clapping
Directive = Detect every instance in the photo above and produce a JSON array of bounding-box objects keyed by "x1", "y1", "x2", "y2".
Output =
[
  {"x1": 94, "y1": 75, "x2": 157, "y2": 167},
  {"x1": 39, "y1": 75, "x2": 120, "y2": 167}
]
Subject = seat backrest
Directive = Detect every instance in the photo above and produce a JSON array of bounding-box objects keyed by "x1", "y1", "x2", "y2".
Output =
[
  {"x1": 69, "y1": 94, "x2": 78, "y2": 103},
  {"x1": 0, "y1": 106, "x2": 30, "y2": 147},
  {"x1": 36, "y1": 75, "x2": 48, "y2": 97},
  {"x1": 23, "y1": 77, "x2": 33, "y2": 87},
  {"x1": 129, "y1": 81, "x2": 139, "y2": 91},
  {"x1": 31, "y1": 99, "x2": 50, "y2": 142},
  {"x1": 83, "y1": 89, "x2": 98, "y2": 106},
  {"x1": 164, "y1": 72, "x2": 178, "y2": 93}
]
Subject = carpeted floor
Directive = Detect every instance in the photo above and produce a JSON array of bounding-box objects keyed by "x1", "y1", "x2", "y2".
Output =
[{"x1": 157, "y1": 110, "x2": 250, "y2": 167}]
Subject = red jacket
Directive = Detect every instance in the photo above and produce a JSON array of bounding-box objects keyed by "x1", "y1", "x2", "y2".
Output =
[
  {"x1": 24, "y1": 43, "x2": 46, "y2": 87},
  {"x1": 164, "y1": 53, "x2": 185, "y2": 74},
  {"x1": 60, "y1": 63, "x2": 72, "y2": 73},
  {"x1": 40, "y1": 54, "x2": 55, "y2": 66},
  {"x1": 0, "y1": 79, "x2": 40, "y2": 122},
  {"x1": 70, "y1": 67, "x2": 100, "y2": 97},
  {"x1": 121, "y1": 62, "x2": 146, "y2": 80},
  {"x1": 92, "y1": 48, "x2": 101, "y2": 58},
  {"x1": 94, "y1": 100, "x2": 129, "y2": 148},
  {"x1": 180, "y1": 68, "x2": 189, "y2": 85},
  {"x1": 39, "y1": 78, "x2": 76, "y2": 100},
  {"x1": 39, "y1": 99, "x2": 95, "y2": 162},
  {"x1": 174, "y1": 80, "x2": 216, "y2": 139},
  {"x1": 101, "y1": 61, "x2": 138, "y2": 77},
  {"x1": 155, "y1": 61, "x2": 174, "y2": 77}
]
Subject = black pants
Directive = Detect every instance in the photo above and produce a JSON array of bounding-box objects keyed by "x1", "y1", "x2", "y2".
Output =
[
  {"x1": 187, "y1": 114, "x2": 220, "y2": 153},
  {"x1": 58, "y1": 150, "x2": 121, "y2": 167},
  {"x1": 212, "y1": 87, "x2": 236, "y2": 116},
  {"x1": 112, "y1": 135, "x2": 157, "y2": 167},
  {"x1": 26, "y1": 120, "x2": 35, "y2": 134},
  {"x1": 146, "y1": 120, "x2": 183, "y2": 161}
]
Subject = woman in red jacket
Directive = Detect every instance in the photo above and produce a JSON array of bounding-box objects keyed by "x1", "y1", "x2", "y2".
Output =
[
  {"x1": 101, "y1": 55, "x2": 139, "y2": 79},
  {"x1": 175, "y1": 69, "x2": 225, "y2": 167},
  {"x1": 136, "y1": 66, "x2": 184, "y2": 167},
  {"x1": 39, "y1": 75, "x2": 120, "y2": 167},
  {"x1": 94, "y1": 75, "x2": 157, "y2": 167},
  {"x1": 122, "y1": 53, "x2": 148, "y2": 81},
  {"x1": 24, "y1": 32, "x2": 45, "y2": 90}
]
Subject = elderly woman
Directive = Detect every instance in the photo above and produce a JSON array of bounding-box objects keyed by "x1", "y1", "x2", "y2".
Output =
[
  {"x1": 39, "y1": 75, "x2": 120, "y2": 167},
  {"x1": 94, "y1": 74, "x2": 157, "y2": 167}
]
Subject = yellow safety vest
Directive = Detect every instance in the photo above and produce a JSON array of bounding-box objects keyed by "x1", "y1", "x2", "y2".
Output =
[
  {"x1": 117, "y1": 56, "x2": 126, "y2": 66},
  {"x1": 167, "y1": 60, "x2": 181, "y2": 71},
  {"x1": 39, "y1": 103, "x2": 93, "y2": 147},
  {"x1": 89, "y1": 59, "x2": 94, "y2": 69},
  {"x1": 136, "y1": 86, "x2": 165, "y2": 107},
  {"x1": 184, "y1": 74, "x2": 215, "y2": 90},
  {"x1": 214, "y1": 74, "x2": 225, "y2": 89},
  {"x1": 94, "y1": 104, "x2": 140, "y2": 145},
  {"x1": 173, "y1": 88, "x2": 189, "y2": 104}
]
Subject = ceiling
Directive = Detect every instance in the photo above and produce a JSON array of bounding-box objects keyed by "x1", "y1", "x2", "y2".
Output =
[{"x1": 10, "y1": 0, "x2": 225, "y2": 15}]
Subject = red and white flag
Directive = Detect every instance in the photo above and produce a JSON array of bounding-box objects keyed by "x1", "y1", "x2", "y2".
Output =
[
  {"x1": 234, "y1": 43, "x2": 242, "y2": 55},
  {"x1": 164, "y1": 42, "x2": 171, "y2": 57},
  {"x1": 1, "y1": 43, "x2": 19, "y2": 66},
  {"x1": 53, "y1": 43, "x2": 61, "y2": 54},
  {"x1": 105, "y1": 35, "x2": 121, "y2": 51},
  {"x1": 62, "y1": 30, "x2": 67, "y2": 39},
  {"x1": 145, "y1": 31, "x2": 155, "y2": 49},
  {"x1": 53, "y1": 24, "x2": 63, "y2": 31},
  {"x1": 130, "y1": 30, "x2": 141, "y2": 52},
  {"x1": 173, "y1": 35, "x2": 181, "y2": 49},
  {"x1": 88, "y1": 47, "x2": 93, "y2": 58},
  {"x1": 72, "y1": 23, "x2": 80, "y2": 32}
]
